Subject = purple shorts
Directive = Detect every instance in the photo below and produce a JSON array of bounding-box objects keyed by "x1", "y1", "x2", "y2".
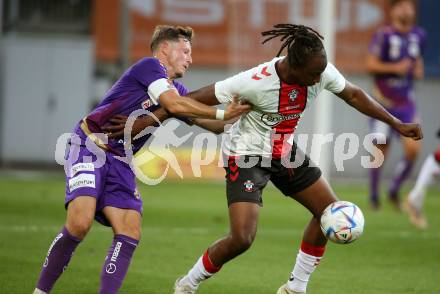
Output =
[
  {"x1": 64, "y1": 143, "x2": 142, "y2": 226},
  {"x1": 370, "y1": 105, "x2": 416, "y2": 139}
]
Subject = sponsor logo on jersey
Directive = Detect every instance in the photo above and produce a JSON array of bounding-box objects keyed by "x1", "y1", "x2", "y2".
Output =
[
  {"x1": 70, "y1": 162, "x2": 94, "y2": 177},
  {"x1": 244, "y1": 180, "x2": 255, "y2": 192},
  {"x1": 142, "y1": 99, "x2": 153, "y2": 109},
  {"x1": 260, "y1": 113, "x2": 301, "y2": 127},
  {"x1": 285, "y1": 104, "x2": 301, "y2": 111},
  {"x1": 68, "y1": 174, "x2": 96, "y2": 192}
]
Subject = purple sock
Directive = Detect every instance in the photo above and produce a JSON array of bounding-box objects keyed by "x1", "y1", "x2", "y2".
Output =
[
  {"x1": 36, "y1": 227, "x2": 81, "y2": 292},
  {"x1": 389, "y1": 158, "x2": 414, "y2": 199},
  {"x1": 99, "y1": 234, "x2": 139, "y2": 294},
  {"x1": 370, "y1": 167, "x2": 381, "y2": 204}
]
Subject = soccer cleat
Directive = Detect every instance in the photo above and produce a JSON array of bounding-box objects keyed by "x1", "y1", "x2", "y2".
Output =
[
  {"x1": 174, "y1": 276, "x2": 197, "y2": 294},
  {"x1": 33, "y1": 289, "x2": 47, "y2": 294},
  {"x1": 404, "y1": 198, "x2": 427, "y2": 230},
  {"x1": 276, "y1": 284, "x2": 306, "y2": 294}
]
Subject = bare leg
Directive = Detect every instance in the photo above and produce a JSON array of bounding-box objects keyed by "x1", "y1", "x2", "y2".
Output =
[
  {"x1": 208, "y1": 202, "x2": 260, "y2": 265},
  {"x1": 176, "y1": 202, "x2": 260, "y2": 291},
  {"x1": 282, "y1": 177, "x2": 338, "y2": 293}
]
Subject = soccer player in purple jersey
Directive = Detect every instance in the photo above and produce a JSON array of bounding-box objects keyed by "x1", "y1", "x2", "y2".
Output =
[
  {"x1": 105, "y1": 24, "x2": 422, "y2": 294},
  {"x1": 366, "y1": 0, "x2": 426, "y2": 209},
  {"x1": 33, "y1": 25, "x2": 249, "y2": 294}
]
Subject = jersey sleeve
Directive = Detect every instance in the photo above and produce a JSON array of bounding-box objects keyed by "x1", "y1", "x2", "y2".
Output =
[
  {"x1": 130, "y1": 58, "x2": 176, "y2": 104},
  {"x1": 173, "y1": 81, "x2": 189, "y2": 96},
  {"x1": 321, "y1": 63, "x2": 346, "y2": 94},
  {"x1": 130, "y1": 58, "x2": 168, "y2": 87},
  {"x1": 214, "y1": 68, "x2": 258, "y2": 104}
]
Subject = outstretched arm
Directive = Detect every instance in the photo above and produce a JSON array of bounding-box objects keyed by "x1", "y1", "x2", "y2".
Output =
[
  {"x1": 103, "y1": 112, "x2": 237, "y2": 139},
  {"x1": 186, "y1": 84, "x2": 219, "y2": 106},
  {"x1": 336, "y1": 81, "x2": 423, "y2": 140},
  {"x1": 102, "y1": 108, "x2": 170, "y2": 139},
  {"x1": 191, "y1": 117, "x2": 239, "y2": 134},
  {"x1": 158, "y1": 88, "x2": 248, "y2": 120},
  {"x1": 365, "y1": 52, "x2": 413, "y2": 76},
  {"x1": 103, "y1": 83, "x2": 242, "y2": 139}
]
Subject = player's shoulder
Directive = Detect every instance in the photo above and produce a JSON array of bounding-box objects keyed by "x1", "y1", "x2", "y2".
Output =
[
  {"x1": 172, "y1": 80, "x2": 188, "y2": 96},
  {"x1": 245, "y1": 57, "x2": 280, "y2": 84},
  {"x1": 132, "y1": 57, "x2": 166, "y2": 73},
  {"x1": 411, "y1": 26, "x2": 427, "y2": 39},
  {"x1": 322, "y1": 62, "x2": 340, "y2": 77},
  {"x1": 375, "y1": 25, "x2": 393, "y2": 37}
]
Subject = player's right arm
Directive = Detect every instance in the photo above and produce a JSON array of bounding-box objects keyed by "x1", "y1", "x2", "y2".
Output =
[
  {"x1": 366, "y1": 53, "x2": 412, "y2": 76},
  {"x1": 153, "y1": 85, "x2": 248, "y2": 120},
  {"x1": 365, "y1": 29, "x2": 412, "y2": 76}
]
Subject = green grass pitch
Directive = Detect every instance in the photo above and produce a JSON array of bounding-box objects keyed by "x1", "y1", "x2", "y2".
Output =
[{"x1": 0, "y1": 176, "x2": 439, "y2": 293}]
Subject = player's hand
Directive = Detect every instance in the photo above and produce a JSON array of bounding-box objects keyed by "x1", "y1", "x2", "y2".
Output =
[
  {"x1": 224, "y1": 95, "x2": 252, "y2": 120},
  {"x1": 102, "y1": 115, "x2": 129, "y2": 139},
  {"x1": 394, "y1": 121, "x2": 423, "y2": 140},
  {"x1": 393, "y1": 58, "x2": 413, "y2": 76}
]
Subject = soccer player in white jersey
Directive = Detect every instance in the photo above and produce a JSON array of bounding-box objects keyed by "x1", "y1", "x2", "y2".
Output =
[
  {"x1": 105, "y1": 24, "x2": 422, "y2": 294},
  {"x1": 171, "y1": 24, "x2": 421, "y2": 294},
  {"x1": 404, "y1": 128, "x2": 440, "y2": 229}
]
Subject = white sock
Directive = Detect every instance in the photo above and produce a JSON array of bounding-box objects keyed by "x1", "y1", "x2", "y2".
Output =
[
  {"x1": 33, "y1": 289, "x2": 47, "y2": 294},
  {"x1": 287, "y1": 250, "x2": 323, "y2": 293},
  {"x1": 408, "y1": 154, "x2": 440, "y2": 211},
  {"x1": 179, "y1": 254, "x2": 218, "y2": 289}
]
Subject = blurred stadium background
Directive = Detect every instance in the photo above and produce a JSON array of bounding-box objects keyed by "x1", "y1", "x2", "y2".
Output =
[
  {"x1": 0, "y1": 1, "x2": 439, "y2": 293},
  {"x1": 1, "y1": 0, "x2": 440, "y2": 179}
]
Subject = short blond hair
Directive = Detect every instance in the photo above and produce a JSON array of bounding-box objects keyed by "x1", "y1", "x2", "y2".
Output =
[{"x1": 150, "y1": 25, "x2": 194, "y2": 53}]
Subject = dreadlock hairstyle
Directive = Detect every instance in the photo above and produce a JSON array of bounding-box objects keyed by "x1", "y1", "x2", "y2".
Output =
[{"x1": 261, "y1": 24, "x2": 324, "y2": 67}]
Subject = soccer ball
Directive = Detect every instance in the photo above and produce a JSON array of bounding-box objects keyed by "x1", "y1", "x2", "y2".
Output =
[{"x1": 320, "y1": 201, "x2": 365, "y2": 244}]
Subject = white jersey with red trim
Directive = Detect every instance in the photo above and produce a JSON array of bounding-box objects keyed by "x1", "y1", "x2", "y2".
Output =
[{"x1": 215, "y1": 57, "x2": 346, "y2": 158}]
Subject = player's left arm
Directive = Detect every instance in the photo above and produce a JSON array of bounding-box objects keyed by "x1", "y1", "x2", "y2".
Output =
[
  {"x1": 190, "y1": 117, "x2": 238, "y2": 134},
  {"x1": 186, "y1": 84, "x2": 220, "y2": 105},
  {"x1": 336, "y1": 81, "x2": 423, "y2": 140}
]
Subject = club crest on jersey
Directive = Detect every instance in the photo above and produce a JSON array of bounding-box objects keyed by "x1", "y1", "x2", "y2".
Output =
[
  {"x1": 142, "y1": 99, "x2": 153, "y2": 109},
  {"x1": 244, "y1": 180, "x2": 255, "y2": 192},
  {"x1": 134, "y1": 187, "x2": 141, "y2": 199},
  {"x1": 289, "y1": 89, "x2": 298, "y2": 102}
]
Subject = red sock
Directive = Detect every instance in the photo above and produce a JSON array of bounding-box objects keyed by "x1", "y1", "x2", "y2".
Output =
[
  {"x1": 300, "y1": 240, "x2": 326, "y2": 257},
  {"x1": 434, "y1": 150, "x2": 440, "y2": 164},
  {"x1": 202, "y1": 250, "x2": 222, "y2": 274}
]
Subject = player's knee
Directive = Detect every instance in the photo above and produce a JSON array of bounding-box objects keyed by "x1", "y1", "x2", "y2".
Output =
[
  {"x1": 66, "y1": 218, "x2": 93, "y2": 239},
  {"x1": 118, "y1": 222, "x2": 141, "y2": 241},
  {"x1": 126, "y1": 225, "x2": 141, "y2": 241},
  {"x1": 406, "y1": 148, "x2": 420, "y2": 161},
  {"x1": 230, "y1": 231, "x2": 255, "y2": 252}
]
